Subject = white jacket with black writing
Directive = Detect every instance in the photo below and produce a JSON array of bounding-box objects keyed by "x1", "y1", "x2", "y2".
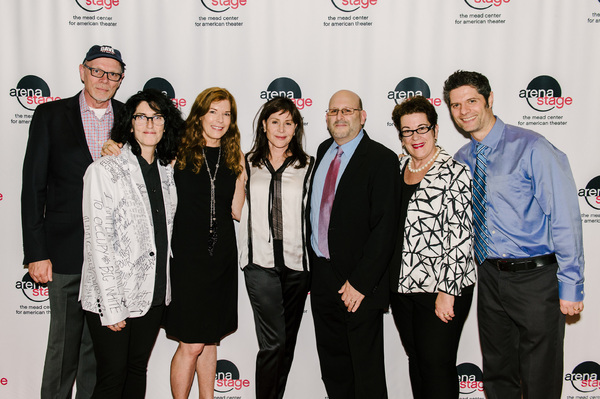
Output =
[{"x1": 79, "y1": 144, "x2": 177, "y2": 326}]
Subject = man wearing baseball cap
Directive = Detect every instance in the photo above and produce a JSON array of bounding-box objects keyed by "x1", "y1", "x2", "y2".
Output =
[{"x1": 22, "y1": 44, "x2": 125, "y2": 399}]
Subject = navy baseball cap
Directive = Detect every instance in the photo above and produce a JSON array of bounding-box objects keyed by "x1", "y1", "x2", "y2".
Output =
[{"x1": 84, "y1": 45, "x2": 126, "y2": 68}]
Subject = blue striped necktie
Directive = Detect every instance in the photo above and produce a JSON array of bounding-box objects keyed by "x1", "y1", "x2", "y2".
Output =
[{"x1": 473, "y1": 143, "x2": 490, "y2": 264}]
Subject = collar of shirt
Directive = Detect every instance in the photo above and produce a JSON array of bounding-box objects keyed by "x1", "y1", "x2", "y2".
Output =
[
  {"x1": 78, "y1": 90, "x2": 114, "y2": 119},
  {"x1": 471, "y1": 116, "x2": 503, "y2": 153},
  {"x1": 325, "y1": 129, "x2": 364, "y2": 162},
  {"x1": 136, "y1": 154, "x2": 158, "y2": 175}
]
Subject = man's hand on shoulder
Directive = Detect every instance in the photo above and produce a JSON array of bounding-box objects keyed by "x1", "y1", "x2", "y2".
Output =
[
  {"x1": 101, "y1": 139, "x2": 122, "y2": 156},
  {"x1": 28, "y1": 259, "x2": 53, "y2": 283}
]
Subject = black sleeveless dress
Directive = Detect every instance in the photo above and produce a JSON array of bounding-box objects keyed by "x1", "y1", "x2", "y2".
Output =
[{"x1": 166, "y1": 146, "x2": 238, "y2": 343}]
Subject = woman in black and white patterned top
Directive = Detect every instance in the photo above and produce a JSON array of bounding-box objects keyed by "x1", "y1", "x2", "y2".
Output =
[{"x1": 388, "y1": 95, "x2": 476, "y2": 399}]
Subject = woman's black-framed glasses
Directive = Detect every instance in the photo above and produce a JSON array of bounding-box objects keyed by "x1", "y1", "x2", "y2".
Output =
[
  {"x1": 400, "y1": 125, "x2": 435, "y2": 137},
  {"x1": 133, "y1": 114, "x2": 165, "y2": 126}
]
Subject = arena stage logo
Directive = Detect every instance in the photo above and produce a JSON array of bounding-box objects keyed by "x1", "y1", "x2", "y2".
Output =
[
  {"x1": 10, "y1": 75, "x2": 59, "y2": 112},
  {"x1": 331, "y1": 0, "x2": 377, "y2": 12},
  {"x1": 214, "y1": 359, "x2": 250, "y2": 393},
  {"x1": 579, "y1": 176, "x2": 600, "y2": 211},
  {"x1": 75, "y1": 0, "x2": 119, "y2": 12},
  {"x1": 464, "y1": 0, "x2": 510, "y2": 10},
  {"x1": 260, "y1": 77, "x2": 313, "y2": 110},
  {"x1": 388, "y1": 77, "x2": 442, "y2": 106},
  {"x1": 15, "y1": 273, "x2": 49, "y2": 302},
  {"x1": 201, "y1": 0, "x2": 247, "y2": 12},
  {"x1": 457, "y1": 363, "x2": 484, "y2": 395},
  {"x1": 143, "y1": 78, "x2": 187, "y2": 109},
  {"x1": 565, "y1": 361, "x2": 600, "y2": 393},
  {"x1": 520, "y1": 75, "x2": 573, "y2": 112}
]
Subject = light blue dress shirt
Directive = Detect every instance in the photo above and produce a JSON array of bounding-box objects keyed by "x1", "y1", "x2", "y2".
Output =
[
  {"x1": 455, "y1": 117, "x2": 585, "y2": 302},
  {"x1": 310, "y1": 130, "x2": 365, "y2": 258}
]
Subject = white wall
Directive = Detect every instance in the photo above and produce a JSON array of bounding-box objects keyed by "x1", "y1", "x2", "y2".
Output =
[{"x1": 2, "y1": 1, "x2": 599, "y2": 398}]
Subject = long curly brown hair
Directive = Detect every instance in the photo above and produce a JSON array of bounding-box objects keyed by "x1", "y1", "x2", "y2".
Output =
[{"x1": 177, "y1": 87, "x2": 242, "y2": 176}]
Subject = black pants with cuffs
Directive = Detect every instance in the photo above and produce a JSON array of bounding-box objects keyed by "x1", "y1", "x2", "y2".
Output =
[
  {"x1": 243, "y1": 239, "x2": 310, "y2": 399},
  {"x1": 85, "y1": 305, "x2": 164, "y2": 399},
  {"x1": 478, "y1": 260, "x2": 565, "y2": 399},
  {"x1": 310, "y1": 255, "x2": 388, "y2": 399},
  {"x1": 390, "y1": 285, "x2": 474, "y2": 399}
]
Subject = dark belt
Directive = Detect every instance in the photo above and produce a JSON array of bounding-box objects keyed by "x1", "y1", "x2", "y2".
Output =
[{"x1": 486, "y1": 253, "x2": 557, "y2": 272}]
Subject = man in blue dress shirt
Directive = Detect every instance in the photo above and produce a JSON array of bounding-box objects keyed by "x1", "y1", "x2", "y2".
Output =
[{"x1": 443, "y1": 70, "x2": 584, "y2": 399}]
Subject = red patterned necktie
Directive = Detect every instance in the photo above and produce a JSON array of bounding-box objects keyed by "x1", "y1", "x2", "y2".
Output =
[{"x1": 318, "y1": 146, "x2": 343, "y2": 258}]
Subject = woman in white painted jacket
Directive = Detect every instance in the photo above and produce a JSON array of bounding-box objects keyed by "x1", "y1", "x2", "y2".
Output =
[{"x1": 80, "y1": 89, "x2": 183, "y2": 399}]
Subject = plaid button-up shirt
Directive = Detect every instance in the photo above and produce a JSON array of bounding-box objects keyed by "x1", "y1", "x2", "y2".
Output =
[{"x1": 79, "y1": 91, "x2": 115, "y2": 160}]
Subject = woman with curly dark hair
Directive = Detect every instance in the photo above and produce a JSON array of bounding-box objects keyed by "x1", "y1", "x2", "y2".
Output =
[
  {"x1": 166, "y1": 87, "x2": 245, "y2": 399},
  {"x1": 80, "y1": 88, "x2": 183, "y2": 398},
  {"x1": 238, "y1": 97, "x2": 314, "y2": 399}
]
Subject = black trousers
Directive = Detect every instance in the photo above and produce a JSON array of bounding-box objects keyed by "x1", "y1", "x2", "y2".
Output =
[
  {"x1": 43, "y1": 273, "x2": 95, "y2": 399},
  {"x1": 85, "y1": 305, "x2": 165, "y2": 399},
  {"x1": 390, "y1": 286, "x2": 474, "y2": 399},
  {"x1": 310, "y1": 256, "x2": 387, "y2": 399},
  {"x1": 478, "y1": 261, "x2": 565, "y2": 399},
  {"x1": 244, "y1": 261, "x2": 309, "y2": 399}
]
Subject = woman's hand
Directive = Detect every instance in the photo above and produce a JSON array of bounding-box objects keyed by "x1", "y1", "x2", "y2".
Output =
[
  {"x1": 231, "y1": 150, "x2": 246, "y2": 222},
  {"x1": 101, "y1": 139, "x2": 123, "y2": 156},
  {"x1": 107, "y1": 319, "x2": 127, "y2": 332},
  {"x1": 435, "y1": 291, "x2": 455, "y2": 323}
]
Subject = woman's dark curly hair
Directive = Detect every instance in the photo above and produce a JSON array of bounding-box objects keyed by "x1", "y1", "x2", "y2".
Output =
[
  {"x1": 111, "y1": 88, "x2": 184, "y2": 166},
  {"x1": 391, "y1": 95, "x2": 438, "y2": 134},
  {"x1": 248, "y1": 96, "x2": 309, "y2": 169}
]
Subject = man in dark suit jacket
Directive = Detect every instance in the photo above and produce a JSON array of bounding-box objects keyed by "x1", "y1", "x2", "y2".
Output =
[
  {"x1": 21, "y1": 45, "x2": 125, "y2": 399},
  {"x1": 309, "y1": 90, "x2": 399, "y2": 399}
]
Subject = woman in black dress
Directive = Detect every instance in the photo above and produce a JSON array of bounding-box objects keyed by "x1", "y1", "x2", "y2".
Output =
[{"x1": 166, "y1": 87, "x2": 245, "y2": 399}]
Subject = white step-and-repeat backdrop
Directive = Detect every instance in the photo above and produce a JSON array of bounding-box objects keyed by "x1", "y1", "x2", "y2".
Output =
[{"x1": 2, "y1": 1, "x2": 600, "y2": 398}]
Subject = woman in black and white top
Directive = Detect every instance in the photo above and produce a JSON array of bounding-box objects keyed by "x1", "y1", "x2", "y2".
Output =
[
  {"x1": 388, "y1": 95, "x2": 476, "y2": 399},
  {"x1": 238, "y1": 96, "x2": 314, "y2": 399}
]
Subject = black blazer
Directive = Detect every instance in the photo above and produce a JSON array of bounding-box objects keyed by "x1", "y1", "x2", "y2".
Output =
[
  {"x1": 21, "y1": 92, "x2": 123, "y2": 274},
  {"x1": 309, "y1": 132, "x2": 400, "y2": 309}
]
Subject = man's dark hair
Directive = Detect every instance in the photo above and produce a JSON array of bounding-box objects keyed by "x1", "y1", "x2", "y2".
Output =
[{"x1": 443, "y1": 70, "x2": 492, "y2": 107}]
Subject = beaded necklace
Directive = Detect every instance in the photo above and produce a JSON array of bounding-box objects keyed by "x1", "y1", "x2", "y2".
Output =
[
  {"x1": 202, "y1": 146, "x2": 221, "y2": 256},
  {"x1": 407, "y1": 146, "x2": 440, "y2": 173}
]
